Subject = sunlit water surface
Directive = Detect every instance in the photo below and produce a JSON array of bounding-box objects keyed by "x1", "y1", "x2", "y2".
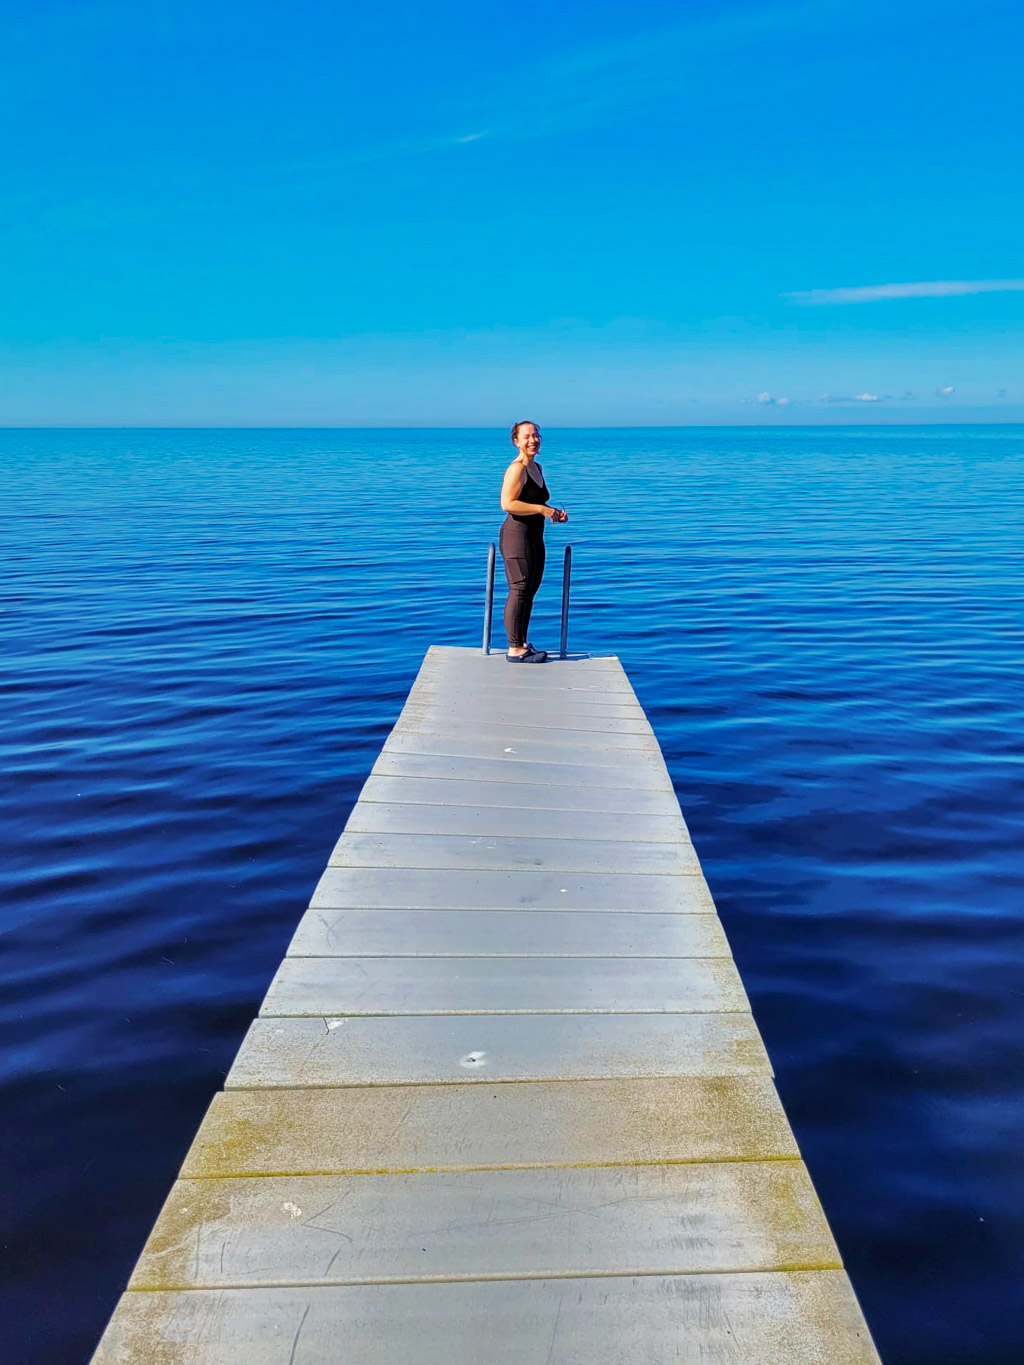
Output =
[{"x1": 2, "y1": 427, "x2": 1022, "y2": 1363}]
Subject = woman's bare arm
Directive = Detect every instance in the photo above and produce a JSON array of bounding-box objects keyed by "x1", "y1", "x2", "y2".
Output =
[{"x1": 500, "y1": 459, "x2": 558, "y2": 517}]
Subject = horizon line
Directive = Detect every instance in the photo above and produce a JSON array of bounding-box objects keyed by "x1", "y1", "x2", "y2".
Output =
[{"x1": 3, "y1": 419, "x2": 1022, "y2": 431}]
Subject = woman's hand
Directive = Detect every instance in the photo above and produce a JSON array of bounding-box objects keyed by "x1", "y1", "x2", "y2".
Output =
[{"x1": 549, "y1": 506, "x2": 568, "y2": 523}]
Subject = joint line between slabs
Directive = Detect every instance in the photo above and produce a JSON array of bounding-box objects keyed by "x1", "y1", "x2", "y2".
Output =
[
  {"x1": 257, "y1": 1007, "x2": 754, "y2": 1019},
  {"x1": 396, "y1": 723, "x2": 655, "y2": 740},
  {"x1": 304, "y1": 906, "x2": 715, "y2": 915},
  {"x1": 271, "y1": 953, "x2": 736, "y2": 966},
  {"x1": 344, "y1": 820, "x2": 690, "y2": 844},
  {"x1": 327, "y1": 864, "x2": 707, "y2": 878},
  {"x1": 369, "y1": 772, "x2": 678, "y2": 794},
  {"x1": 407, "y1": 703, "x2": 646, "y2": 718},
  {"x1": 124, "y1": 1260, "x2": 845, "y2": 1294},
  {"x1": 281, "y1": 955, "x2": 737, "y2": 966},
  {"x1": 224, "y1": 1072, "x2": 775, "y2": 1092},
  {"x1": 382, "y1": 747, "x2": 670, "y2": 771},
  {"x1": 357, "y1": 800, "x2": 683, "y2": 819},
  {"x1": 180, "y1": 1157, "x2": 806, "y2": 1182}
]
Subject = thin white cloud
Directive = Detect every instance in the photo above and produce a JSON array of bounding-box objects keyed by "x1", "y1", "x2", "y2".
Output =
[
  {"x1": 855, "y1": 392, "x2": 881, "y2": 402},
  {"x1": 785, "y1": 280, "x2": 1024, "y2": 305},
  {"x1": 216, "y1": 2, "x2": 864, "y2": 192},
  {"x1": 453, "y1": 0, "x2": 854, "y2": 148},
  {"x1": 936, "y1": 384, "x2": 955, "y2": 397}
]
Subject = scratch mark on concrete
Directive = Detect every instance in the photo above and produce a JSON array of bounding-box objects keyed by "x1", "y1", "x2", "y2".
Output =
[
  {"x1": 545, "y1": 1295, "x2": 564, "y2": 1365},
  {"x1": 287, "y1": 1303, "x2": 311, "y2": 1365}
]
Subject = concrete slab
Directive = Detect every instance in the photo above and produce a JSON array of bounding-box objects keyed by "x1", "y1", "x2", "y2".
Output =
[
  {"x1": 260, "y1": 955, "x2": 749, "y2": 1016},
  {"x1": 383, "y1": 729, "x2": 665, "y2": 763},
  {"x1": 286, "y1": 909, "x2": 729, "y2": 958},
  {"x1": 182, "y1": 1077, "x2": 800, "y2": 1177},
  {"x1": 327, "y1": 832, "x2": 699, "y2": 875},
  {"x1": 413, "y1": 682, "x2": 645, "y2": 710},
  {"x1": 309, "y1": 866, "x2": 716, "y2": 913},
  {"x1": 345, "y1": 798, "x2": 688, "y2": 842},
  {"x1": 130, "y1": 1161, "x2": 838, "y2": 1290},
  {"x1": 401, "y1": 693, "x2": 649, "y2": 726},
  {"x1": 395, "y1": 709, "x2": 652, "y2": 742},
  {"x1": 93, "y1": 1271, "x2": 882, "y2": 1365},
  {"x1": 407, "y1": 684, "x2": 648, "y2": 719},
  {"x1": 227, "y1": 1012, "x2": 772, "y2": 1088},
  {"x1": 356, "y1": 773, "x2": 685, "y2": 817},
  {"x1": 370, "y1": 748, "x2": 674, "y2": 790}
]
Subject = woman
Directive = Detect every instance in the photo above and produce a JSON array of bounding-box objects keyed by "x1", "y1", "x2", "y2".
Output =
[{"x1": 499, "y1": 420, "x2": 568, "y2": 662}]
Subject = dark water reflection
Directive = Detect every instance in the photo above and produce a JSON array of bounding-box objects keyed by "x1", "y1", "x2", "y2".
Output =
[{"x1": 2, "y1": 427, "x2": 1022, "y2": 1363}]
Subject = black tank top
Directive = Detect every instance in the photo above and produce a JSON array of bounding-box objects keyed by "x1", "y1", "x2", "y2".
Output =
[{"x1": 508, "y1": 465, "x2": 549, "y2": 527}]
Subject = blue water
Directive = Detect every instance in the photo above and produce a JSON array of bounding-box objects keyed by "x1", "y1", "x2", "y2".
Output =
[{"x1": 2, "y1": 427, "x2": 1022, "y2": 1363}]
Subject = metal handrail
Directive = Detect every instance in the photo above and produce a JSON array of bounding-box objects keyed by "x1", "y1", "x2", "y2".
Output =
[
  {"x1": 483, "y1": 540, "x2": 574, "y2": 658},
  {"x1": 559, "y1": 545, "x2": 572, "y2": 659},
  {"x1": 482, "y1": 542, "x2": 496, "y2": 655}
]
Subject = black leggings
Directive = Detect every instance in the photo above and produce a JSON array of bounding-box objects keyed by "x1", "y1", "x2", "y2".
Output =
[{"x1": 500, "y1": 517, "x2": 545, "y2": 648}]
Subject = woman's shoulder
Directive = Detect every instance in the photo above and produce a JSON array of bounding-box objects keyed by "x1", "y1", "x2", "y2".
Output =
[{"x1": 503, "y1": 455, "x2": 529, "y2": 479}]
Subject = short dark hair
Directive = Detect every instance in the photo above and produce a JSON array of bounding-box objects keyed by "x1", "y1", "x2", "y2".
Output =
[{"x1": 510, "y1": 420, "x2": 539, "y2": 444}]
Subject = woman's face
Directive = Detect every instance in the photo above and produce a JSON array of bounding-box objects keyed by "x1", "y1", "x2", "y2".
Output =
[{"x1": 514, "y1": 424, "x2": 541, "y2": 459}]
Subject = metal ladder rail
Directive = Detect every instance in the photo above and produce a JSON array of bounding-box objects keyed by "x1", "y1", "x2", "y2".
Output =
[{"x1": 483, "y1": 543, "x2": 572, "y2": 658}]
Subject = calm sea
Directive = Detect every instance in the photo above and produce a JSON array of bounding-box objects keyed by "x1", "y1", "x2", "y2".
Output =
[{"x1": 2, "y1": 427, "x2": 1022, "y2": 1363}]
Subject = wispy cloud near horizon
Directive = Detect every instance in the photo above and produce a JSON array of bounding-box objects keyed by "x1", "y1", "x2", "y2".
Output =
[{"x1": 785, "y1": 280, "x2": 1024, "y2": 305}]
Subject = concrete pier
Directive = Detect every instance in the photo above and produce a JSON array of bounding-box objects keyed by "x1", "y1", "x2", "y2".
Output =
[{"x1": 93, "y1": 646, "x2": 880, "y2": 1363}]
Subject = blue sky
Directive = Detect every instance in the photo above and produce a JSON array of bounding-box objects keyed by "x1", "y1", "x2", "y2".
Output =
[{"x1": 2, "y1": 0, "x2": 1022, "y2": 425}]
